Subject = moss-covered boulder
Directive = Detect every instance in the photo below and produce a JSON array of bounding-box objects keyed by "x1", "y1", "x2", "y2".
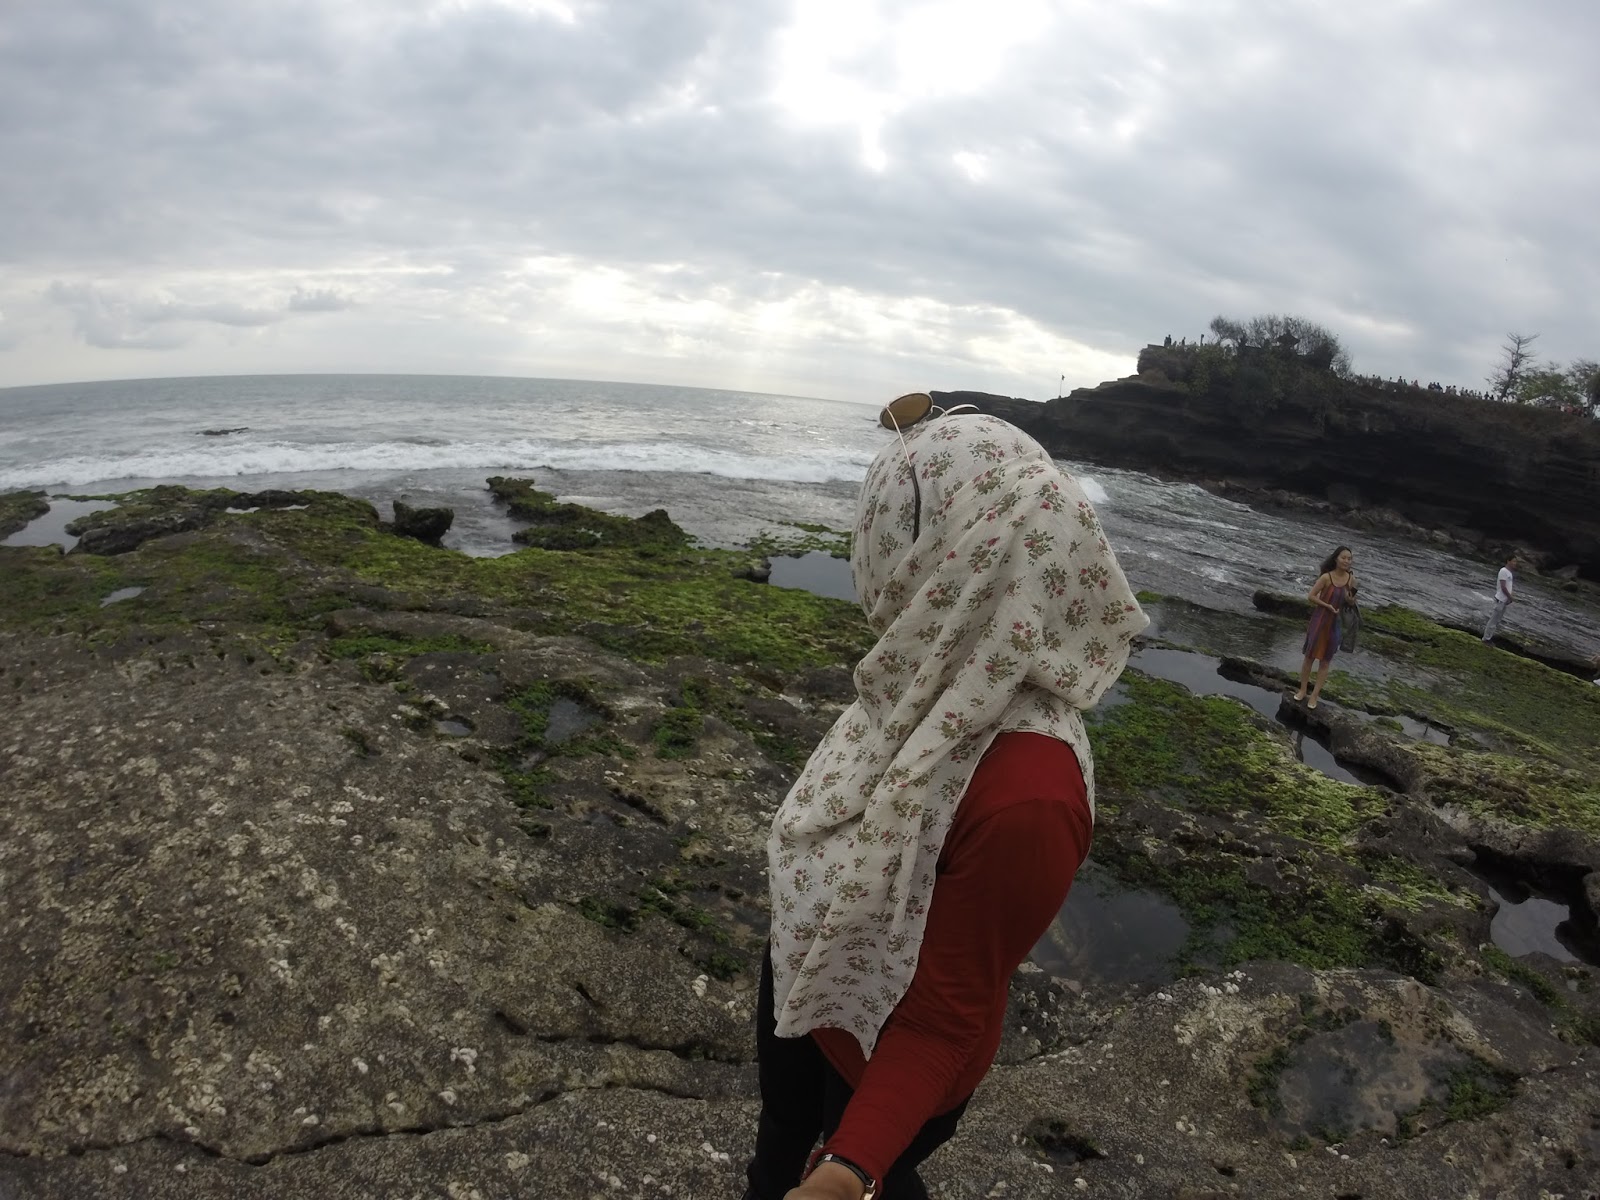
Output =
[
  {"x1": 486, "y1": 474, "x2": 690, "y2": 552},
  {"x1": 390, "y1": 499, "x2": 454, "y2": 544}
]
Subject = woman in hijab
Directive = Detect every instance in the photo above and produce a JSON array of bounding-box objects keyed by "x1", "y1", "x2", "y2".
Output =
[{"x1": 744, "y1": 408, "x2": 1147, "y2": 1200}]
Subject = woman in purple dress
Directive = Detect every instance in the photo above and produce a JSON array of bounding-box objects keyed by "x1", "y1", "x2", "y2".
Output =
[{"x1": 1293, "y1": 546, "x2": 1357, "y2": 709}]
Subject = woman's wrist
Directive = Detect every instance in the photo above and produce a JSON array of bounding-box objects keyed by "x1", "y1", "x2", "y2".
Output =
[{"x1": 795, "y1": 1160, "x2": 869, "y2": 1199}]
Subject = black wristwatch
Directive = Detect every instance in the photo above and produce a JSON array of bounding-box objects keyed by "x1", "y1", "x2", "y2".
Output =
[{"x1": 809, "y1": 1152, "x2": 879, "y2": 1199}]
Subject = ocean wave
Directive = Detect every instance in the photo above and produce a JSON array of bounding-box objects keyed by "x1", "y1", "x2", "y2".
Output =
[{"x1": 0, "y1": 438, "x2": 878, "y2": 489}]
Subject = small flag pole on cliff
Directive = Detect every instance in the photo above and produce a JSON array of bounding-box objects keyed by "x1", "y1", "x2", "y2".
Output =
[{"x1": 1058, "y1": 374, "x2": 1064, "y2": 400}]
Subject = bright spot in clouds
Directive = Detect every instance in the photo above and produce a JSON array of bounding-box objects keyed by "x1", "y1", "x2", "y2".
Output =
[
  {"x1": 770, "y1": 0, "x2": 1055, "y2": 167},
  {"x1": 951, "y1": 151, "x2": 988, "y2": 182}
]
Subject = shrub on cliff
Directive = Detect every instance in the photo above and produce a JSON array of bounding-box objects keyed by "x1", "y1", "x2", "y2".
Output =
[
  {"x1": 1180, "y1": 339, "x2": 1347, "y2": 419},
  {"x1": 1513, "y1": 358, "x2": 1599, "y2": 413},
  {"x1": 1209, "y1": 313, "x2": 1353, "y2": 377}
]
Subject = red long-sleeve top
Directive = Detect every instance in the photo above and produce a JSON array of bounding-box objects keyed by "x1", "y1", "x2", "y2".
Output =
[{"x1": 811, "y1": 731, "x2": 1092, "y2": 1185}]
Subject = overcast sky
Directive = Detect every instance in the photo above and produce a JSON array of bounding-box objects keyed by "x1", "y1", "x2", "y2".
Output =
[{"x1": 1, "y1": 0, "x2": 1596, "y2": 402}]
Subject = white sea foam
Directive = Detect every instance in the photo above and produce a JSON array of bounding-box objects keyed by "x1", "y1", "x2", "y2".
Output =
[
  {"x1": 0, "y1": 438, "x2": 876, "y2": 490},
  {"x1": 1076, "y1": 475, "x2": 1110, "y2": 506}
]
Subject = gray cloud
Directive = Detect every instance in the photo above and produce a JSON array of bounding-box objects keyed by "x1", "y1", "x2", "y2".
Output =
[
  {"x1": 2, "y1": 0, "x2": 1597, "y2": 394},
  {"x1": 42, "y1": 281, "x2": 335, "y2": 349},
  {"x1": 45, "y1": 283, "x2": 201, "y2": 350}
]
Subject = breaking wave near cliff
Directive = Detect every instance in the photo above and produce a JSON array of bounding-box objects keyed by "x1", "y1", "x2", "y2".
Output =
[{"x1": 1074, "y1": 474, "x2": 1109, "y2": 506}]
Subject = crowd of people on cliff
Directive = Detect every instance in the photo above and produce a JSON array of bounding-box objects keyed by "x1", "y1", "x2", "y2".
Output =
[
  {"x1": 1357, "y1": 376, "x2": 1492, "y2": 401},
  {"x1": 1160, "y1": 334, "x2": 1495, "y2": 400}
]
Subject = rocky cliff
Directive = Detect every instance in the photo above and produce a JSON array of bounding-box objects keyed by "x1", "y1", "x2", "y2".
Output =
[{"x1": 938, "y1": 344, "x2": 1600, "y2": 580}]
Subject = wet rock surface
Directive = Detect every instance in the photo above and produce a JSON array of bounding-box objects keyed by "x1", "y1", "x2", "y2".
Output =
[
  {"x1": 2, "y1": 486, "x2": 1598, "y2": 1199},
  {"x1": 62, "y1": 487, "x2": 355, "y2": 556}
]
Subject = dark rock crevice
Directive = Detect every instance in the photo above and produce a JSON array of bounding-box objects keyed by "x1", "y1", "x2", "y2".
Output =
[{"x1": 0, "y1": 1079, "x2": 716, "y2": 1168}]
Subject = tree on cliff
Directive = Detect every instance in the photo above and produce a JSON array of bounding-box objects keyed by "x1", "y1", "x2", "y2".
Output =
[
  {"x1": 1207, "y1": 313, "x2": 1352, "y2": 375},
  {"x1": 1208, "y1": 316, "x2": 1248, "y2": 348},
  {"x1": 1568, "y1": 359, "x2": 1600, "y2": 413},
  {"x1": 1515, "y1": 368, "x2": 1577, "y2": 409},
  {"x1": 1515, "y1": 357, "x2": 1600, "y2": 412},
  {"x1": 1487, "y1": 332, "x2": 1539, "y2": 402}
]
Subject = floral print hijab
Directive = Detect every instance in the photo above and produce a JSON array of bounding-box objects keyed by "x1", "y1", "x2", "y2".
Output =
[{"x1": 767, "y1": 412, "x2": 1147, "y2": 1054}]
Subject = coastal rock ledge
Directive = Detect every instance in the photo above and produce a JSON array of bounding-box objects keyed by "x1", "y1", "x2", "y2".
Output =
[{"x1": 0, "y1": 483, "x2": 1596, "y2": 1199}]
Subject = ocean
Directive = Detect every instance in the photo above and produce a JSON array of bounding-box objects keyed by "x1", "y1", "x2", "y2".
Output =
[{"x1": 3, "y1": 373, "x2": 1597, "y2": 660}]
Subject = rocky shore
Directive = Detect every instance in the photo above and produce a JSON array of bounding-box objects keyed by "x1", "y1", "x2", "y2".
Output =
[{"x1": 2, "y1": 483, "x2": 1597, "y2": 1199}]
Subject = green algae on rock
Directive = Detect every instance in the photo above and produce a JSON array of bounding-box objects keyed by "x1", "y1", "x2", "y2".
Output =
[
  {"x1": 1105, "y1": 596, "x2": 1600, "y2": 1055},
  {"x1": 746, "y1": 520, "x2": 852, "y2": 560},
  {"x1": 1324, "y1": 602, "x2": 1600, "y2": 775},
  {"x1": 0, "y1": 484, "x2": 874, "y2": 675},
  {"x1": 1085, "y1": 670, "x2": 1466, "y2": 979}
]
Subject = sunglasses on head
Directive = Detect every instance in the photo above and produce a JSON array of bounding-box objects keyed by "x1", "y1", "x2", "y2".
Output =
[{"x1": 877, "y1": 393, "x2": 977, "y2": 542}]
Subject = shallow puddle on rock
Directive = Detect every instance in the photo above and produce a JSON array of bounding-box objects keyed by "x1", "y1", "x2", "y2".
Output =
[
  {"x1": 1364, "y1": 713, "x2": 1451, "y2": 746},
  {"x1": 1272, "y1": 1020, "x2": 1472, "y2": 1141},
  {"x1": 434, "y1": 718, "x2": 473, "y2": 737},
  {"x1": 1031, "y1": 860, "x2": 1189, "y2": 988},
  {"x1": 766, "y1": 551, "x2": 855, "y2": 603},
  {"x1": 99, "y1": 586, "x2": 146, "y2": 607},
  {"x1": 1128, "y1": 646, "x2": 1384, "y2": 787},
  {"x1": 1467, "y1": 860, "x2": 1596, "y2": 965},
  {"x1": 544, "y1": 698, "x2": 602, "y2": 745},
  {"x1": 1489, "y1": 888, "x2": 1581, "y2": 963},
  {"x1": 1, "y1": 497, "x2": 118, "y2": 551},
  {"x1": 1133, "y1": 646, "x2": 1282, "y2": 718},
  {"x1": 1287, "y1": 730, "x2": 1392, "y2": 788},
  {"x1": 1140, "y1": 600, "x2": 1307, "y2": 674}
]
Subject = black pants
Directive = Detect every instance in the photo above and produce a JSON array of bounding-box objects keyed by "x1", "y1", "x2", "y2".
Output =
[{"x1": 745, "y1": 946, "x2": 969, "y2": 1200}]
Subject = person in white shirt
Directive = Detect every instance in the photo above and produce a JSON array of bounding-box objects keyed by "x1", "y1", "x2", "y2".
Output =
[{"x1": 1481, "y1": 555, "x2": 1518, "y2": 644}]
